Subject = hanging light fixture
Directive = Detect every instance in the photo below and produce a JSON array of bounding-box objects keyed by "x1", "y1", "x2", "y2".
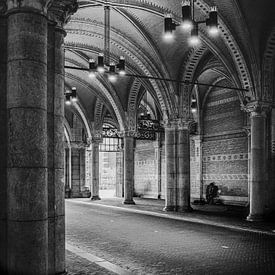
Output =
[
  {"x1": 163, "y1": 0, "x2": 218, "y2": 46},
  {"x1": 181, "y1": 0, "x2": 193, "y2": 30},
  {"x1": 117, "y1": 56, "x2": 126, "y2": 76},
  {"x1": 108, "y1": 62, "x2": 117, "y2": 82},
  {"x1": 64, "y1": 87, "x2": 77, "y2": 105},
  {"x1": 88, "y1": 58, "x2": 96, "y2": 78},
  {"x1": 87, "y1": 54, "x2": 127, "y2": 79},
  {"x1": 97, "y1": 53, "x2": 105, "y2": 73},
  {"x1": 191, "y1": 97, "x2": 197, "y2": 113}
]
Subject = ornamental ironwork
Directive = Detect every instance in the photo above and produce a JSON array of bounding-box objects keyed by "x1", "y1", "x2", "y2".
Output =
[
  {"x1": 136, "y1": 119, "x2": 164, "y2": 140},
  {"x1": 102, "y1": 127, "x2": 120, "y2": 138},
  {"x1": 137, "y1": 119, "x2": 164, "y2": 132}
]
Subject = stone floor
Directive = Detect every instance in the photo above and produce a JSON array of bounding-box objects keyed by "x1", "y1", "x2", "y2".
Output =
[{"x1": 65, "y1": 197, "x2": 275, "y2": 274}]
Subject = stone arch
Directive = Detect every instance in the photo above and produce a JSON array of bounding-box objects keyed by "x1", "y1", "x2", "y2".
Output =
[
  {"x1": 72, "y1": 101, "x2": 92, "y2": 140},
  {"x1": 94, "y1": 99, "x2": 105, "y2": 131},
  {"x1": 127, "y1": 79, "x2": 142, "y2": 131}
]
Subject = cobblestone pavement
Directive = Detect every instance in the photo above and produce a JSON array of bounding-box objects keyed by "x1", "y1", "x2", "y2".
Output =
[{"x1": 66, "y1": 199, "x2": 275, "y2": 275}]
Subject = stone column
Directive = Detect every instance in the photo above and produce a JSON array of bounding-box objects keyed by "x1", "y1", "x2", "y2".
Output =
[
  {"x1": 7, "y1": 6, "x2": 48, "y2": 274},
  {"x1": 91, "y1": 141, "x2": 101, "y2": 200},
  {"x1": 247, "y1": 106, "x2": 268, "y2": 221},
  {"x1": 65, "y1": 147, "x2": 72, "y2": 197},
  {"x1": 163, "y1": 122, "x2": 176, "y2": 211},
  {"x1": 154, "y1": 134, "x2": 162, "y2": 199},
  {"x1": 194, "y1": 136, "x2": 203, "y2": 200},
  {"x1": 269, "y1": 109, "x2": 275, "y2": 214},
  {"x1": 115, "y1": 148, "x2": 124, "y2": 197},
  {"x1": 123, "y1": 133, "x2": 135, "y2": 204},
  {"x1": 47, "y1": 22, "x2": 66, "y2": 274},
  {"x1": 177, "y1": 122, "x2": 192, "y2": 212},
  {"x1": 79, "y1": 147, "x2": 86, "y2": 194},
  {"x1": 243, "y1": 127, "x2": 251, "y2": 207},
  {"x1": 0, "y1": 7, "x2": 7, "y2": 272}
]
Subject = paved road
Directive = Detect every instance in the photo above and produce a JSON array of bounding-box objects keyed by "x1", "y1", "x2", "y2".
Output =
[{"x1": 66, "y1": 200, "x2": 275, "y2": 275}]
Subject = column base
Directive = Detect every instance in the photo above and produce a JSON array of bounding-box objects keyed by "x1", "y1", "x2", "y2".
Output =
[
  {"x1": 246, "y1": 213, "x2": 264, "y2": 222},
  {"x1": 91, "y1": 196, "x2": 101, "y2": 201},
  {"x1": 163, "y1": 206, "x2": 175, "y2": 212},
  {"x1": 123, "y1": 199, "x2": 135, "y2": 205},
  {"x1": 176, "y1": 206, "x2": 193, "y2": 212}
]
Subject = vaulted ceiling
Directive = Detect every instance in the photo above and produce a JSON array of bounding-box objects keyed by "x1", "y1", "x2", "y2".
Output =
[{"x1": 64, "y1": 0, "x2": 275, "y2": 132}]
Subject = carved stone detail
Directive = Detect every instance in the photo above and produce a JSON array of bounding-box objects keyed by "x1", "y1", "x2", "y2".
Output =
[
  {"x1": 48, "y1": 0, "x2": 78, "y2": 27},
  {"x1": 242, "y1": 101, "x2": 272, "y2": 116}
]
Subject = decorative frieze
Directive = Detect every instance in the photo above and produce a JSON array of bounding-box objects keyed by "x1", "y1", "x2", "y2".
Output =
[
  {"x1": 203, "y1": 174, "x2": 248, "y2": 180},
  {"x1": 202, "y1": 153, "x2": 249, "y2": 162}
]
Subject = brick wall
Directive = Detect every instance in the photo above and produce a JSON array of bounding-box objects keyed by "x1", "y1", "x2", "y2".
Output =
[{"x1": 200, "y1": 87, "x2": 248, "y2": 205}]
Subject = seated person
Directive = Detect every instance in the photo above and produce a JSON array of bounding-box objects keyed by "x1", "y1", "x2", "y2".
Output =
[{"x1": 206, "y1": 182, "x2": 218, "y2": 204}]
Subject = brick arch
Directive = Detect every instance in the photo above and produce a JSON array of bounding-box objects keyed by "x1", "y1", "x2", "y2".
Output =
[
  {"x1": 127, "y1": 79, "x2": 142, "y2": 131},
  {"x1": 94, "y1": 99, "x2": 104, "y2": 131},
  {"x1": 181, "y1": 45, "x2": 208, "y2": 85},
  {"x1": 262, "y1": 27, "x2": 275, "y2": 102}
]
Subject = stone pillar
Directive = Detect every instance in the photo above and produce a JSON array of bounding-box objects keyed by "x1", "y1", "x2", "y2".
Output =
[
  {"x1": 194, "y1": 136, "x2": 203, "y2": 200},
  {"x1": 244, "y1": 127, "x2": 251, "y2": 207},
  {"x1": 247, "y1": 108, "x2": 267, "y2": 221},
  {"x1": 115, "y1": 149, "x2": 124, "y2": 197},
  {"x1": 123, "y1": 133, "x2": 135, "y2": 204},
  {"x1": 47, "y1": 22, "x2": 66, "y2": 274},
  {"x1": 154, "y1": 134, "x2": 162, "y2": 199},
  {"x1": 65, "y1": 147, "x2": 72, "y2": 197},
  {"x1": 79, "y1": 147, "x2": 86, "y2": 193},
  {"x1": 0, "y1": 8, "x2": 7, "y2": 272},
  {"x1": 163, "y1": 123, "x2": 176, "y2": 211},
  {"x1": 91, "y1": 141, "x2": 101, "y2": 200},
  {"x1": 177, "y1": 123, "x2": 192, "y2": 212},
  {"x1": 6, "y1": 6, "x2": 48, "y2": 274},
  {"x1": 269, "y1": 109, "x2": 275, "y2": 214}
]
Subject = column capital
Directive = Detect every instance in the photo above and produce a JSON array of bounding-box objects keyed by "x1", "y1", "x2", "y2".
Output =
[
  {"x1": 47, "y1": 0, "x2": 78, "y2": 27},
  {"x1": 242, "y1": 101, "x2": 272, "y2": 116},
  {"x1": 162, "y1": 118, "x2": 178, "y2": 129},
  {"x1": 176, "y1": 118, "x2": 195, "y2": 131},
  {"x1": 163, "y1": 118, "x2": 195, "y2": 131},
  {"x1": 91, "y1": 130, "x2": 102, "y2": 144}
]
